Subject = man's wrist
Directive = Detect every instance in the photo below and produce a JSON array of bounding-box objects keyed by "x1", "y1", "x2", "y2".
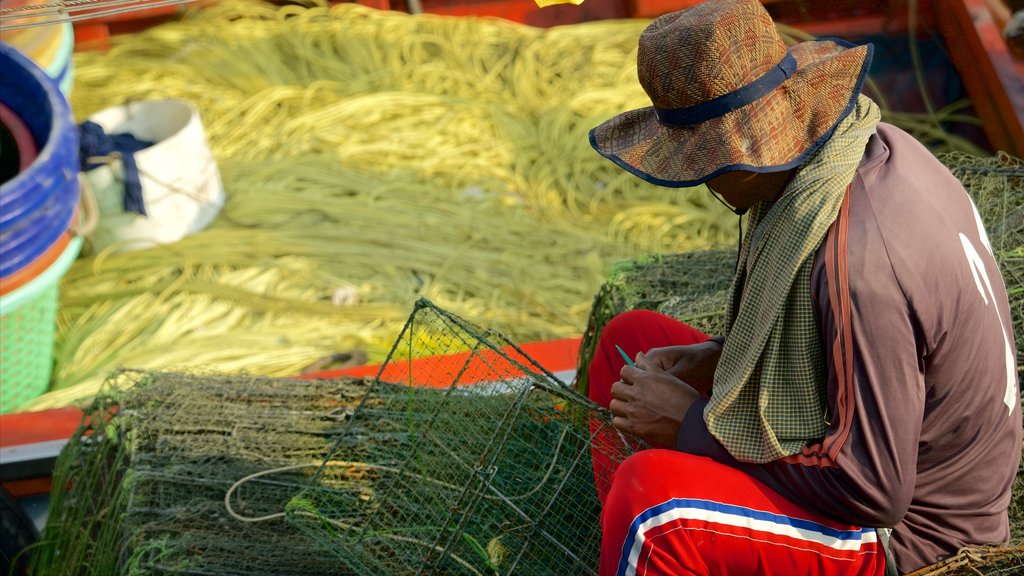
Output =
[
  {"x1": 676, "y1": 397, "x2": 713, "y2": 453},
  {"x1": 707, "y1": 335, "x2": 725, "y2": 347}
]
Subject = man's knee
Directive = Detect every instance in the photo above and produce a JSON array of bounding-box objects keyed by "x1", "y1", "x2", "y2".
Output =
[
  {"x1": 610, "y1": 449, "x2": 664, "y2": 490},
  {"x1": 600, "y1": 310, "x2": 665, "y2": 344},
  {"x1": 606, "y1": 449, "x2": 703, "y2": 507}
]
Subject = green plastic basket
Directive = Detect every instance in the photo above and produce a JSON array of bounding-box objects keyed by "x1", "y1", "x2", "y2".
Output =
[{"x1": 0, "y1": 235, "x2": 82, "y2": 413}]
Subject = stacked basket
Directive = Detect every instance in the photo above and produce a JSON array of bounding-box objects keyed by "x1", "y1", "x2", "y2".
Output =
[{"x1": 0, "y1": 43, "x2": 82, "y2": 413}]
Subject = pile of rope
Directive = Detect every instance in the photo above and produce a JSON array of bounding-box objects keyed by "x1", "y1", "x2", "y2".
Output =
[
  {"x1": 37, "y1": 0, "x2": 993, "y2": 410},
  {"x1": 37, "y1": 0, "x2": 741, "y2": 409}
]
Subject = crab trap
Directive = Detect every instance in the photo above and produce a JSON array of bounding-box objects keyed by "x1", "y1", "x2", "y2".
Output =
[{"x1": 285, "y1": 298, "x2": 641, "y2": 575}]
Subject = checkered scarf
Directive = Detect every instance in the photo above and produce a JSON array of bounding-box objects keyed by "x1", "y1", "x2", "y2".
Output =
[{"x1": 706, "y1": 95, "x2": 881, "y2": 463}]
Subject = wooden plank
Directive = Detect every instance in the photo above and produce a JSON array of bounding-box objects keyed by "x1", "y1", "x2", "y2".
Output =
[{"x1": 935, "y1": 0, "x2": 1024, "y2": 157}]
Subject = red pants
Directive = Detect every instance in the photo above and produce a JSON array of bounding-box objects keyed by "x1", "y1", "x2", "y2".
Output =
[{"x1": 588, "y1": 310, "x2": 885, "y2": 576}]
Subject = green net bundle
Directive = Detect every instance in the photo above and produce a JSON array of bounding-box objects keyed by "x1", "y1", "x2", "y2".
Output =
[
  {"x1": 290, "y1": 298, "x2": 636, "y2": 575},
  {"x1": 31, "y1": 371, "x2": 372, "y2": 575},
  {"x1": 32, "y1": 300, "x2": 641, "y2": 575}
]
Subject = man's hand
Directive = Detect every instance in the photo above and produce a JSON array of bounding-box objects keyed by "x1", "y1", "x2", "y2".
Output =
[
  {"x1": 641, "y1": 340, "x2": 723, "y2": 395},
  {"x1": 609, "y1": 353, "x2": 702, "y2": 448}
]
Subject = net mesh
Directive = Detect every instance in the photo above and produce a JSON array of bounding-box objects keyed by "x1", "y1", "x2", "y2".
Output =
[
  {"x1": 31, "y1": 301, "x2": 642, "y2": 575},
  {"x1": 31, "y1": 371, "x2": 373, "y2": 575},
  {"x1": 288, "y1": 298, "x2": 636, "y2": 575}
]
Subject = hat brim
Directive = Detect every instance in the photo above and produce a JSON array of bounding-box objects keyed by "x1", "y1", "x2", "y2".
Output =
[{"x1": 589, "y1": 39, "x2": 874, "y2": 188}]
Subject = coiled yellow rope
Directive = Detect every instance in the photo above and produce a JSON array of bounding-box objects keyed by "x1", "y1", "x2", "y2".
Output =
[
  {"x1": 31, "y1": 0, "x2": 736, "y2": 409},
  {"x1": 36, "y1": 0, "x2": 985, "y2": 410}
]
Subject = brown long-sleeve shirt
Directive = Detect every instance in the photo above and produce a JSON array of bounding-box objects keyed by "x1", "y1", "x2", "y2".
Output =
[{"x1": 678, "y1": 123, "x2": 1022, "y2": 573}]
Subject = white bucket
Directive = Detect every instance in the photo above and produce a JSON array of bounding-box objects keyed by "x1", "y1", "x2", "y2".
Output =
[{"x1": 84, "y1": 99, "x2": 225, "y2": 253}]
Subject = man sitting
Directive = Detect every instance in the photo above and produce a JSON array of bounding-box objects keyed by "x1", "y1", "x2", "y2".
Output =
[{"x1": 584, "y1": 0, "x2": 1021, "y2": 574}]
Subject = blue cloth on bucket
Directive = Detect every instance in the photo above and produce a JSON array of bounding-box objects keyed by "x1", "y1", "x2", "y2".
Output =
[{"x1": 78, "y1": 120, "x2": 153, "y2": 216}]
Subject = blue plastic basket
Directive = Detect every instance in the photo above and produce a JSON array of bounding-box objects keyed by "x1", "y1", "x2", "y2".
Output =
[
  {"x1": 0, "y1": 42, "x2": 80, "y2": 411},
  {"x1": 0, "y1": 43, "x2": 79, "y2": 279},
  {"x1": 0, "y1": 174, "x2": 78, "y2": 277},
  {"x1": 0, "y1": 43, "x2": 77, "y2": 231}
]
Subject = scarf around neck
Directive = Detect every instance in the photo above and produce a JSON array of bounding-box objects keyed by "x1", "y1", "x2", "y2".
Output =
[{"x1": 705, "y1": 95, "x2": 881, "y2": 463}]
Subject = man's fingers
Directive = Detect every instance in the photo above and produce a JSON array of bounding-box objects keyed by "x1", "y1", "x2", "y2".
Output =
[
  {"x1": 619, "y1": 364, "x2": 644, "y2": 381},
  {"x1": 611, "y1": 415, "x2": 634, "y2": 435},
  {"x1": 634, "y1": 352, "x2": 666, "y2": 373},
  {"x1": 610, "y1": 379, "x2": 634, "y2": 403}
]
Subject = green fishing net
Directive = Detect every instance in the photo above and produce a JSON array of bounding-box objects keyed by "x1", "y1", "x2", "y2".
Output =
[
  {"x1": 31, "y1": 299, "x2": 639, "y2": 575},
  {"x1": 31, "y1": 372, "x2": 373, "y2": 575}
]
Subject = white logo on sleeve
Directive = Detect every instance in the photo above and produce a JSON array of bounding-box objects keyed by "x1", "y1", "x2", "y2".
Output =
[{"x1": 960, "y1": 233, "x2": 1017, "y2": 415}]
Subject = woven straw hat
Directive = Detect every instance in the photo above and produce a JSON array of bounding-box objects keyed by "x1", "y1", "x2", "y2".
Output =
[{"x1": 589, "y1": 0, "x2": 873, "y2": 187}]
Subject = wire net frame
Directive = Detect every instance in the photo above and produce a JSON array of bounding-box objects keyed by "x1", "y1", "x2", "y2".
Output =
[{"x1": 289, "y1": 297, "x2": 642, "y2": 576}]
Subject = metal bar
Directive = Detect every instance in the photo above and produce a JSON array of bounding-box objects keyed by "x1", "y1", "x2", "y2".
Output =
[
  {"x1": 0, "y1": 0, "x2": 194, "y2": 30},
  {"x1": 1, "y1": 0, "x2": 145, "y2": 12}
]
